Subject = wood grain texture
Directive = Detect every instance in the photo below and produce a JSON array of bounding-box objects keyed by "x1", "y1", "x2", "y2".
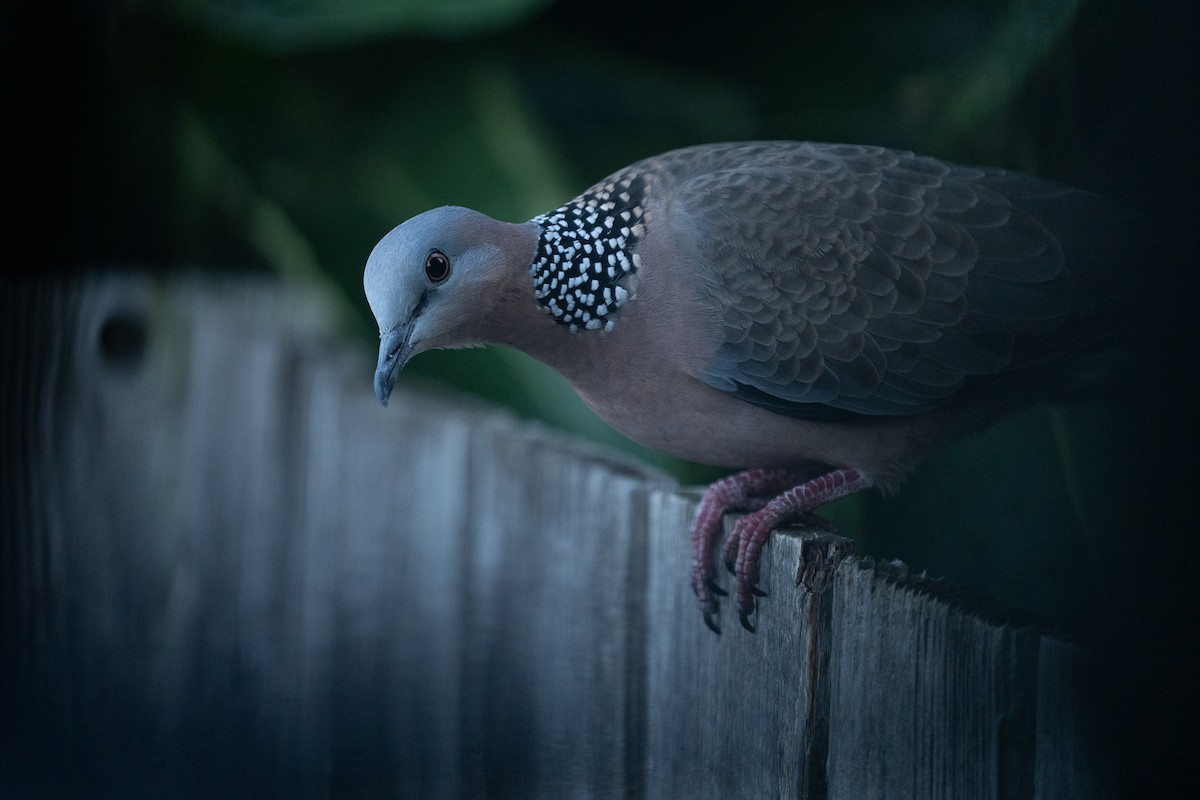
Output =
[
  {"x1": 0, "y1": 273, "x2": 1104, "y2": 798},
  {"x1": 826, "y1": 560, "x2": 1109, "y2": 800}
]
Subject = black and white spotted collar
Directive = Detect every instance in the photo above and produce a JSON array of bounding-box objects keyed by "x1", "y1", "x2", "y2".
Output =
[{"x1": 530, "y1": 171, "x2": 648, "y2": 333}]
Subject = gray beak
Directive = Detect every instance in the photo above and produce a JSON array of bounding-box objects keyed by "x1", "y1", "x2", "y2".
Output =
[{"x1": 374, "y1": 325, "x2": 412, "y2": 408}]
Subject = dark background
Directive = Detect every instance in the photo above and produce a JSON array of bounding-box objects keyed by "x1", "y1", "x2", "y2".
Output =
[{"x1": 5, "y1": 0, "x2": 1199, "y2": 795}]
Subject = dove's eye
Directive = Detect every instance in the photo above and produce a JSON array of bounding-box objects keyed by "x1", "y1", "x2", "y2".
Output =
[{"x1": 425, "y1": 250, "x2": 451, "y2": 283}]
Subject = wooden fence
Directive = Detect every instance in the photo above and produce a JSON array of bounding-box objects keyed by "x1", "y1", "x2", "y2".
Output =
[{"x1": 1, "y1": 274, "x2": 1110, "y2": 798}]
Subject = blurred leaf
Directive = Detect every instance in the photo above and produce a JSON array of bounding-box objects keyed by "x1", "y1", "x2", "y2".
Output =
[
  {"x1": 128, "y1": 0, "x2": 555, "y2": 51},
  {"x1": 941, "y1": 0, "x2": 1081, "y2": 134},
  {"x1": 900, "y1": 0, "x2": 1083, "y2": 156},
  {"x1": 470, "y1": 69, "x2": 574, "y2": 216},
  {"x1": 176, "y1": 107, "x2": 363, "y2": 327}
]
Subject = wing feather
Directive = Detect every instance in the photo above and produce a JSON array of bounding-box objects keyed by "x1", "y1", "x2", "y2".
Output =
[{"x1": 647, "y1": 141, "x2": 1114, "y2": 418}]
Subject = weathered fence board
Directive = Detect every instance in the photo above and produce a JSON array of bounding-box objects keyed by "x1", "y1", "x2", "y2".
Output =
[
  {"x1": 1, "y1": 274, "x2": 1106, "y2": 798},
  {"x1": 458, "y1": 423, "x2": 659, "y2": 797},
  {"x1": 829, "y1": 561, "x2": 1040, "y2": 800}
]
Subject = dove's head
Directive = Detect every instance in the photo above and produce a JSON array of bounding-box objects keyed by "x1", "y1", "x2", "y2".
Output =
[{"x1": 364, "y1": 206, "x2": 532, "y2": 407}]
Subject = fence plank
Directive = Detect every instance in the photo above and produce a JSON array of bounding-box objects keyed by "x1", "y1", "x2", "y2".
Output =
[
  {"x1": 458, "y1": 423, "x2": 665, "y2": 798},
  {"x1": 827, "y1": 560, "x2": 1068, "y2": 800},
  {"x1": 1034, "y1": 638, "x2": 1115, "y2": 800}
]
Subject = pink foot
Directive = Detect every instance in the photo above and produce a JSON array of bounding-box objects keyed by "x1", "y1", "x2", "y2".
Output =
[
  {"x1": 691, "y1": 468, "x2": 872, "y2": 633},
  {"x1": 690, "y1": 468, "x2": 814, "y2": 633}
]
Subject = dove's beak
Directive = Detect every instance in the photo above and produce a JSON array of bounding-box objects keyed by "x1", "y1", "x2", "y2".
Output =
[{"x1": 374, "y1": 324, "x2": 414, "y2": 408}]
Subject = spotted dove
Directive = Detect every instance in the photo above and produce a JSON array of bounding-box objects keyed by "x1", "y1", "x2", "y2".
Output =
[{"x1": 363, "y1": 142, "x2": 1131, "y2": 633}]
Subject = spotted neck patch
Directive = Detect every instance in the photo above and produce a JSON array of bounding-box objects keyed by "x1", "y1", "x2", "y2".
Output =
[{"x1": 530, "y1": 171, "x2": 648, "y2": 333}]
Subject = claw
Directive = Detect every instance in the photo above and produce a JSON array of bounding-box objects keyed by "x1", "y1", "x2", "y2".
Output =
[
  {"x1": 722, "y1": 532, "x2": 741, "y2": 573},
  {"x1": 691, "y1": 468, "x2": 872, "y2": 633}
]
